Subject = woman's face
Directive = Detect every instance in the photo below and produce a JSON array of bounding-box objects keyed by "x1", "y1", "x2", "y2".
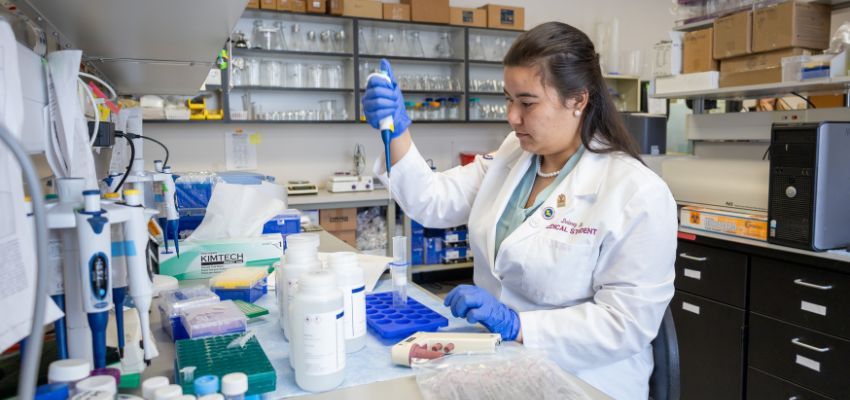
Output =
[{"x1": 503, "y1": 65, "x2": 584, "y2": 157}]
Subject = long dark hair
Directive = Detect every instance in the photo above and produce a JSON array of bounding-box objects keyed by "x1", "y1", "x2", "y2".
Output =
[{"x1": 503, "y1": 22, "x2": 642, "y2": 162}]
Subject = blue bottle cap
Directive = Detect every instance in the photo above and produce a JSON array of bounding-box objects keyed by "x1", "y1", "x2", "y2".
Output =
[
  {"x1": 35, "y1": 383, "x2": 69, "y2": 400},
  {"x1": 194, "y1": 375, "x2": 220, "y2": 396},
  {"x1": 245, "y1": 396, "x2": 261, "y2": 400}
]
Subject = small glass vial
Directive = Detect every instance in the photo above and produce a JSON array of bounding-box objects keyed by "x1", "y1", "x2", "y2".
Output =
[
  {"x1": 469, "y1": 98, "x2": 481, "y2": 120},
  {"x1": 221, "y1": 373, "x2": 248, "y2": 400}
]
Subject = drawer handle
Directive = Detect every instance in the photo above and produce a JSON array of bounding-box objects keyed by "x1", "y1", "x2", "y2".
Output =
[
  {"x1": 679, "y1": 253, "x2": 707, "y2": 262},
  {"x1": 791, "y1": 338, "x2": 830, "y2": 353},
  {"x1": 793, "y1": 279, "x2": 833, "y2": 291}
]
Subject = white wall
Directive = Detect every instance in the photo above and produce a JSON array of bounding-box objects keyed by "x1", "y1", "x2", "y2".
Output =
[{"x1": 143, "y1": 1, "x2": 677, "y2": 184}]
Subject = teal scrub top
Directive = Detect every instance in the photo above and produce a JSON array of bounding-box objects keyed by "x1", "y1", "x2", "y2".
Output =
[{"x1": 494, "y1": 146, "x2": 585, "y2": 258}]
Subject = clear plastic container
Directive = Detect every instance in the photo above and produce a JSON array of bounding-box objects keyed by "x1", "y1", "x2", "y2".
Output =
[
  {"x1": 158, "y1": 286, "x2": 220, "y2": 340},
  {"x1": 210, "y1": 267, "x2": 269, "y2": 303},
  {"x1": 180, "y1": 301, "x2": 247, "y2": 339},
  {"x1": 327, "y1": 252, "x2": 367, "y2": 353},
  {"x1": 291, "y1": 270, "x2": 346, "y2": 392},
  {"x1": 781, "y1": 55, "x2": 813, "y2": 82}
]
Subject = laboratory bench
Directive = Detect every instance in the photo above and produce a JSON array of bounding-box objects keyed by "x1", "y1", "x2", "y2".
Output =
[
  {"x1": 138, "y1": 230, "x2": 610, "y2": 399},
  {"x1": 673, "y1": 227, "x2": 850, "y2": 400}
]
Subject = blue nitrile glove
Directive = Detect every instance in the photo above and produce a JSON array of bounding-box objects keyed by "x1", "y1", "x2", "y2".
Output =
[
  {"x1": 362, "y1": 59, "x2": 411, "y2": 138},
  {"x1": 444, "y1": 284, "x2": 521, "y2": 341}
]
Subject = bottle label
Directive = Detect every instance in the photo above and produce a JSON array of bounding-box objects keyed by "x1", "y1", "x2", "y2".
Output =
[
  {"x1": 342, "y1": 285, "x2": 367, "y2": 339},
  {"x1": 302, "y1": 308, "x2": 345, "y2": 375}
]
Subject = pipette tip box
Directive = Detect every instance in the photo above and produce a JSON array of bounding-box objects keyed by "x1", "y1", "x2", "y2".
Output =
[
  {"x1": 158, "y1": 286, "x2": 221, "y2": 341},
  {"x1": 180, "y1": 300, "x2": 248, "y2": 339},
  {"x1": 175, "y1": 333, "x2": 276, "y2": 395},
  {"x1": 365, "y1": 292, "x2": 448, "y2": 339},
  {"x1": 210, "y1": 267, "x2": 269, "y2": 303}
]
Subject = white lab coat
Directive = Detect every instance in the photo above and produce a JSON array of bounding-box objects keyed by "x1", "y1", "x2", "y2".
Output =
[{"x1": 374, "y1": 132, "x2": 677, "y2": 400}]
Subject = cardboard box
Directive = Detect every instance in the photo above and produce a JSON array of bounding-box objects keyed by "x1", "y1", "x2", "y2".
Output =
[
  {"x1": 720, "y1": 48, "x2": 810, "y2": 87},
  {"x1": 652, "y1": 33, "x2": 684, "y2": 77},
  {"x1": 654, "y1": 71, "x2": 719, "y2": 94},
  {"x1": 320, "y1": 207, "x2": 357, "y2": 231},
  {"x1": 158, "y1": 235, "x2": 283, "y2": 280},
  {"x1": 277, "y1": 0, "x2": 291, "y2": 11},
  {"x1": 329, "y1": 229, "x2": 357, "y2": 248},
  {"x1": 247, "y1": 0, "x2": 260, "y2": 9},
  {"x1": 713, "y1": 11, "x2": 752, "y2": 60},
  {"x1": 278, "y1": 0, "x2": 305, "y2": 11},
  {"x1": 450, "y1": 7, "x2": 487, "y2": 28},
  {"x1": 328, "y1": 0, "x2": 343, "y2": 15},
  {"x1": 480, "y1": 4, "x2": 524, "y2": 31},
  {"x1": 753, "y1": 1, "x2": 830, "y2": 53},
  {"x1": 680, "y1": 206, "x2": 768, "y2": 241},
  {"x1": 342, "y1": 0, "x2": 382, "y2": 19},
  {"x1": 383, "y1": 3, "x2": 411, "y2": 21},
  {"x1": 402, "y1": 0, "x2": 450, "y2": 24},
  {"x1": 683, "y1": 28, "x2": 718, "y2": 73},
  {"x1": 260, "y1": 0, "x2": 276, "y2": 10},
  {"x1": 306, "y1": 0, "x2": 325, "y2": 13}
]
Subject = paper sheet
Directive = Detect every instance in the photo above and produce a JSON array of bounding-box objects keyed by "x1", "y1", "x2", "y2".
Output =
[
  {"x1": 0, "y1": 27, "x2": 63, "y2": 351},
  {"x1": 225, "y1": 130, "x2": 258, "y2": 170}
]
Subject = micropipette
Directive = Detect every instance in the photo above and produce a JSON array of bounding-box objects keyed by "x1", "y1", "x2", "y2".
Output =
[
  {"x1": 121, "y1": 189, "x2": 160, "y2": 363},
  {"x1": 103, "y1": 192, "x2": 127, "y2": 358},
  {"x1": 366, "y1": 69, "x2": 395, "y2": 200},
  {"x1": 74, "y1": 189, "x2": 113, "y2": 369}
]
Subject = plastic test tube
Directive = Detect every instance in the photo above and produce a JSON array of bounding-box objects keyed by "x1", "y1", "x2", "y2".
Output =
[{"x1": 391, "y1": 236, "x2": 409, "y2": 309}]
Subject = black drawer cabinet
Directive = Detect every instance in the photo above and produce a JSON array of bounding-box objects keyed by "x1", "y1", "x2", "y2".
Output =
[
  {"x1": 672, "y1": 291, "x2": 746, "y2": 400},
  {"x1": 748, "y1": 313, "x2": 849, "y2": 399},
  {"x1": 675, "y1": 241, "x2": 748, "y2": 307},
  {"x1": 751, "y1": 257, "x2": 850, "y2": 340},
  {"x1": 747, "y1": 367, "x2": 832, "y2": 400}
]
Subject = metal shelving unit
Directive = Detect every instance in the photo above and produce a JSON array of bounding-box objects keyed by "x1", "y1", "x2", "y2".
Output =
[{"x1": 651, "y1": 76, "x2": 850, "y2": 101}]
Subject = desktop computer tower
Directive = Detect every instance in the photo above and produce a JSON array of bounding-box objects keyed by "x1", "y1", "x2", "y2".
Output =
[{"x1": 768, "y1": 122, "x2": 850, "y2": 251}]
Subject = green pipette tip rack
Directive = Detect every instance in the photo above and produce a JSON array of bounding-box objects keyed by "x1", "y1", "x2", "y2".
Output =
[
  {"x1": 175, "y1": 333, "x2": 276, "y2": 395},
  {"x1": 233, "y1": 299, "x2": 269, "y2": 319}
]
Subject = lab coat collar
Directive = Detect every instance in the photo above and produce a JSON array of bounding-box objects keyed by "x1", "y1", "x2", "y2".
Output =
[{"x1": 568, "y1": 138, "x2": 611, "y2": 198}]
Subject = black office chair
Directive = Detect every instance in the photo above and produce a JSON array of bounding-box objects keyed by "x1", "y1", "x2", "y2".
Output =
[{"x1": 649, "y1": 306, "x2": 680, "y2": 400}]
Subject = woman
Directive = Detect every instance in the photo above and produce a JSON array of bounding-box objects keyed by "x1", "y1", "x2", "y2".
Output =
[{"x1": 363, "y1": 22, "x2": 677, "y2": 400}]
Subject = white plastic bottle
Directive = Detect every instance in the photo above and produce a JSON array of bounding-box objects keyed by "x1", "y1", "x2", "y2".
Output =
[
  {"x1": 280, "y1": 233, "x2": 322, "y2": 342},
  {"x1": 221, "y1": 372, "x2": 248, "y2": 400},
  {"x1": 141, "y1": 376, "x2": 170, "y2": 399},
  {"x1": 291, "y1": 270, "x2": 346, "y2": 392},
  {"x1": 47, "y1": 359, "x2": 91, "y2": 393},
  {"x1": 74, "y1": 376, "x2": 117, "y2": 395},
  {"x1": 153, "y1": 384, "x2": 183, "y2": 400},
  {"x1": 327, "y1": 252, "x2": 367, "y2": 353}
]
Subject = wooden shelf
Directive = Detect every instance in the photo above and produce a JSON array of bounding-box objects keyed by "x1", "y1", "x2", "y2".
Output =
[{"x1": 651, "y1": 76, "x2": 850, "y2": 100}]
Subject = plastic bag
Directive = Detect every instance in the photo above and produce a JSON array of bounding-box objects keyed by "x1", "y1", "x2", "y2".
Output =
[
  {"x1": 826, "y1": 22, "x2": 850, "y2": 55},
  {"x1": 413, "y1": 344, "x2": 596, "y2": 400}
]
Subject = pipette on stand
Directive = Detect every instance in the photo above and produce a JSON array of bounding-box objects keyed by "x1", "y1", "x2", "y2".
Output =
[
  {"x1": 75, "y1": 190, "x2": 113, "y2": 369},
  {"x1": 162, "y1": 166, "x2": 180, "y2": 257},
  {"x1": 103, "y1": 192, "x2": 127, "y2": 358},
  {"x1": 366, "y1": 70, "x2": 395, "y2": 201},
  {"x1": 121, "y1": 189, "x2": 160, "y2": 363}
]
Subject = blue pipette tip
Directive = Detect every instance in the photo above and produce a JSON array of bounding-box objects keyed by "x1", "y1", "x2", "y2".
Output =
[
  {"x1": 167, "y1": 220, "x2": 180, "y2": 257},
  {"x1": 87, "y1": 312, "x2": 109, "y2": 369},
  {"x1": 51, "y1": 295, "x2": 68, "y2": 359},
  {"x1": 112, "y1": 287, "x2": 126, "y2": 357}
]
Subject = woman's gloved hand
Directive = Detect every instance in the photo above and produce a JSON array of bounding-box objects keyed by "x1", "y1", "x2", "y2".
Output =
[
  {"x1": 444, "y1": 284, "x2": 521, "y2": 341},
  {"x1": 362, "y1": 59, "x2": 411, "y2": 138}
]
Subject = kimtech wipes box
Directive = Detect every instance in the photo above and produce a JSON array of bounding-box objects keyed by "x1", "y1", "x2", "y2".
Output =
[{"x1": 159, "y1": 235, "x2": 283, "y2": 280}]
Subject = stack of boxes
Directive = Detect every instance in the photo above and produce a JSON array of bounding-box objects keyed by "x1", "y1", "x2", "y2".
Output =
[
  {"x1": 246, "y1": 0, "x2": 524, "y2": 30},
  {"x1": 319, "y1": 208, "x2": 357, "y2": 247},
  {"x1": 655, "y1": 0, "x2": 831, "y2": 94},
  {"x1": 410, "y1": 220, "x2": 472, "y2": 266}
]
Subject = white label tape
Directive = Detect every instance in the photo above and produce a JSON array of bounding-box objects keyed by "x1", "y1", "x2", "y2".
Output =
[
  {"x1": 683, "y1": 268, "x2": 702, "y2": 280},
  {"x1": 682, "y1": 301, "x2": 700, "y2": 315},
  {"x1": 800, "y1": 300, "x2": 827, "y2": 316},
  {"x1": 795, "y1": 354, "x2": 821, "y2": 372}
]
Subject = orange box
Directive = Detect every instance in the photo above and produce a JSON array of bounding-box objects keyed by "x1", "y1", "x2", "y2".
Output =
[
  {"x1": 306, "y1": 0, "x2": 326, "y2": 13},
  {"x1": 277, "y1": 0, "x2": 291, "y2": 11},
  {"x1": 480, "y1": 4, "x2": 524, "y2": 31},
  {"x1": 319, "y1": 208, "x2": 357, "y2": 231},
  {"x1": 291, "y1": 0, "x2": 307, "y2": 12},
  {"x1": 401, "y1": 0, "x2": 450, "y2": 24},
  {"x1": 752, "y1": 1, "x2": 830, "y2": 52},
  {"x1": 246, "y1": 0, "x2": 260, "y2": 9},
  {"x1": 328, "y1": 0, "x2": 343, "y2": 15},
  {"x1": 383, "y1": 3, "x2": 411, "y2": 21},
  {"x1": 450, "y1": 7, "x2": 487, "y2": 28},
  {"x1": 713, "y1": 10, "x2": 752, "y2": 60},
  {"x1": 680, "y1": 206, "x2": 767, "y2": 241},
  {"x1": 341, "y1": 0, "x2": 382, "y2": 19},
  {"x1": 683, "y1": 28, "x2": 718, "y2": 73},
  {"x1": 260, "y1": 0, "x2": 276, "y2": 10}
]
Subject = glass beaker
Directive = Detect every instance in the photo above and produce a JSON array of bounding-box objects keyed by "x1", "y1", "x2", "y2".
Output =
[
  {"x1": 290, "y1": 24, "x2": 303, "y2": 51},
  {"x1": 358, "y1": 28, "x2": 370, "y2": 54},
  {"x1": 408, "y1": 31, "x2": 425, "y2": 58},
  {"x1": 287, "y1": 62, "x2": 304, "y2": 87},
  {"x1": 273, "y1": 21, "x2": 288, "y2": 51},
  {"x1": 245, "y1": 58, "x2": 261, "y2": 86},
  {"x1": 323, "y1": 64, "x2": 342, "y2": 88},
  {"x1": 261, "y1": 60, "x2": 282, "y2": 87},
  {"x1": 307, "y1": 64, "x2": 322, "y2": 88},
  {"x1": 471, "y1": 35, "x2": 485, "y2": 60},
  {"x1": 436, "y1": 32, "x2": 453, "y2": 58},
  {"x1": 231, "y1": 57, "x2": 245, "y2": 86},
  {"x1": 318, "y1": 99, "x2": 337, "y2": 120},
  {"x1": 251, "y1": 20, "x2": 265, "y2": 49},
  {"x1": 320, "y1": 30, "x2": 333, "y2": 52}
]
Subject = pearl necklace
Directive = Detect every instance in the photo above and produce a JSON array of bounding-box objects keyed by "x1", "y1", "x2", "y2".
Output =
[{"x1": 535, "y1": 156, "x2": 560, "y2": 178}]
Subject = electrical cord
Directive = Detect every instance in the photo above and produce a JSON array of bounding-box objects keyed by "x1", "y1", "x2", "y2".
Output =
[
  {"x1": 78, "y1": 77, "x2": 100, "y2": 147},
  {"x1": 113, "y1": 133, "x2": 135, "y2": 191},
  {"x1": 78, "y1": 72, "x2": 117, "y2": 102},
  {"x1": 137, "y1": 135, "x2": 170, "y2": 168},
  {"x1": 0, "y1": 122, "x2": 50, "y2": 400},
  {"x1": 790, "y1": 92, "x2": 817, "y2": 109}
]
